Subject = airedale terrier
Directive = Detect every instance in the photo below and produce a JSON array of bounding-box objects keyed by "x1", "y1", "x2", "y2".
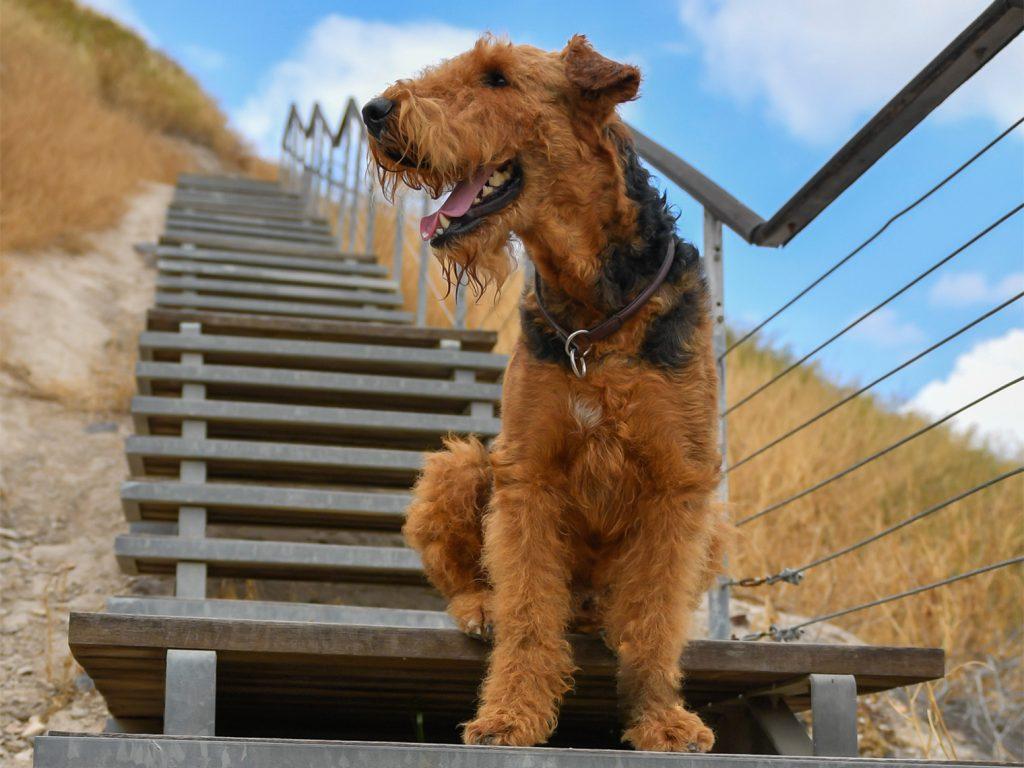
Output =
[{"x1": 363, "y1": 35, "x2": 728, "y2": 753}]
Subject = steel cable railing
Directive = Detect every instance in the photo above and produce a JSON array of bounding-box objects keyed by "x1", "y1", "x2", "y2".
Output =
[
  {"x1": 722, "y1": 115, "x2": 1024, "y2": 362},
  {"x1": 724, "y1": 202, "x2": 1024, "y2": 417},
  {"x1": 726, "y1": 290, "x2": 1023, "y2": 473},
  {"x1": 743, "y1": 557, "x2": 1024, "y2": 642},
  {"x1": 730, "y1": 467, "x2": 1023, "y2": 588},
  {"x1": 736, "y1": 376, "x2": 1024, "y2": 526}
]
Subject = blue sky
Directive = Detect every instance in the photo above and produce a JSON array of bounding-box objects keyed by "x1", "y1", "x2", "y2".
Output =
[{"x1": 90, "y1": 0, "x2": 1023, "y2": 452}]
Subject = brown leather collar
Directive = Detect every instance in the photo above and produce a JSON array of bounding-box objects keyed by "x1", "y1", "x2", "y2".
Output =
[{"x1": 533, "y1": 237, "x2": 676, "y2": 377}]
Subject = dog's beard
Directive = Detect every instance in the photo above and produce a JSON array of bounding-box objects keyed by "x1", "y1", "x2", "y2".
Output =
[{"x1": 433, "y1": 218, "x2": 515, "y2": 297}]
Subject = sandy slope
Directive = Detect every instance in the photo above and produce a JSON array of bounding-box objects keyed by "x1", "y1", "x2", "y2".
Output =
[{"x1": 0, "y1": 183, "x2": 170, "y2": 763}]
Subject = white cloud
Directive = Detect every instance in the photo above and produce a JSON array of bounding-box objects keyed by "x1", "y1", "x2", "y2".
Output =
[
  {"x1": 929, "y1": 271, "x2": 1024, "y2": 308},
  {"x1": 80, "y1": 0, "x2": 157, "y2": 44},
  {"x1": 182, "y1": 43, "x2": 226, "y2": 72},
  {"x1": 232, "y1": 15, "x2": 479, "y2": 157},
  {"x1": 678, "y1": 0, "x2": 1024, "y2": 144},
  {"x1": 851, "y1": 308, "x2": 925, "y2": 348},
  {"x1": 904, "y1": 328, "x2": 1024, "y2": 457}
]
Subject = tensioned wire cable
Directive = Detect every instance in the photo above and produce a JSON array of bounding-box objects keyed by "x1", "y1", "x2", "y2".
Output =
[
  {"x1": 722, "y1": 115, "x2": 1024, "y2": 361},
  {"x1": 723, "y1": 202, "x2": 1023, "y2": 417},
  {"x1": 742, "y1": 556, "x2": 1024, "y2": 641},
  {"x1": 726, "y1": 290, "x2": 1023, "y2": 473},
  {"x1": 736, "y1": 376, "x2": 1024, "y2": 526},
  {"x1": 729, "y1": 466, "x2": 1023, "y2": 588}
]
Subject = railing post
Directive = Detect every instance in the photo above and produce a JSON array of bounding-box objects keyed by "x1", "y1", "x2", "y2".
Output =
[
  {"x1": 704, "y1": 209, "x2": 731, "y2": 640},
  {"x1": 416, "y1": 195, "x2": 430, "y2": 326},
  {"x1": 391, "y1": 196, "x2": 405, "y2": 281},
  {"x1": 364, "y1": 172, "x2": 377, "y2": 253},
  {"x1": 455, "y1": 284, "x2": 467, "y2": 328},
  {"x1": 346, "y1": 131, "x2": 364, "y2": 252}
]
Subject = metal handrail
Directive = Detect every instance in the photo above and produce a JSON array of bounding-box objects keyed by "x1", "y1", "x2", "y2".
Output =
[{"x1": 627, "y1": 0, "x2": 1022, "y2": 247}]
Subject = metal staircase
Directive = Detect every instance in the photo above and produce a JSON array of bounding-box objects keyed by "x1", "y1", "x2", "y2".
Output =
[{"x1": 30, "y1": 172, "x2": 965, "y2": 767}]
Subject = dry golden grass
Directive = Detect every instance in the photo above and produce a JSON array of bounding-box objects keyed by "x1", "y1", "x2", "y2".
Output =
[{"x1": 0, "y1": 0, "x2": 258, "y2": 253}]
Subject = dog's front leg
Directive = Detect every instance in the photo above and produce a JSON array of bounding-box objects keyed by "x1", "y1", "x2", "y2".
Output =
[
  {"x1": 462, "y1": 480, "x2": 574, "y2": 747},
  {"x1": 604, "y1": 491, "x2": 716, "y2": 753}
]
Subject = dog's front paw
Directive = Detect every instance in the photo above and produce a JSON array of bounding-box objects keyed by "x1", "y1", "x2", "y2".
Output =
[
  {"x1": 448, "y1": 590, "x2": 494, "y2": 641},
  {"x1": 463, "y1": 710, "x2": 550, "y2": 746},
  {"x1": 623, "y1": 705, "x2": 714, "y2": 752}
]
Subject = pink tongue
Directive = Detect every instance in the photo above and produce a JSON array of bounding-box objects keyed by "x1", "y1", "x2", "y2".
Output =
[{"x1": 420, "y1": 165, "x2": 497, "y2": 241}]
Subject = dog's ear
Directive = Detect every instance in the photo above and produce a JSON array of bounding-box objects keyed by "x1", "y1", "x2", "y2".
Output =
[{"x1": 561, "y1": 35, "x2": 640, "y2": 119}]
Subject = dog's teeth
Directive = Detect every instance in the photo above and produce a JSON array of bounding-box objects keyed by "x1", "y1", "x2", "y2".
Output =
[
  {"x1": 439, "y1": 214, "x2": 451, "y2": 227},
  {"x1": 435, "y1": 225, "x2": 445, "y2": 235},
  {"x1": 490, "y1": 171, "x2": 509, "y2": 186}
]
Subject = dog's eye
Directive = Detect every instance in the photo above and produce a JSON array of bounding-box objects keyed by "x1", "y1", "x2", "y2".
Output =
[{"x1": 483, "y1": 70, "x2": 509, "y2": 88}]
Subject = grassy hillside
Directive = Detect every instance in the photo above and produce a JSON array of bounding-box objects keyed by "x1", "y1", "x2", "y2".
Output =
[{"x1": 0, "y1": 0, "x2": 264, "y2": 252}]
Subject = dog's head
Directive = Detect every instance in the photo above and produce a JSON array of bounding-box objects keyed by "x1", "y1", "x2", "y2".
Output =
[{"x1": 363, "y1": 35, "x2": 640, "y2": 292}]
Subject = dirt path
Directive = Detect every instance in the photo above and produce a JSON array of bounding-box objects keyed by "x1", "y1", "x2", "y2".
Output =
[{"x1": 0, "y1": 183, "x2": 171, "y2": 764}]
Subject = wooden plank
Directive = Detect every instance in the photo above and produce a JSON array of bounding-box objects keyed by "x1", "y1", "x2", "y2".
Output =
[
  {"x1": 170, "y1": 197, "x2": 313, "y2": 220},
  {"x1": 154, "y1": 293, "x2": 414, "y2": 324},
  {"x1": 163, "y1": 217, "x2": 338, "y2": 244},
  {"x1": 67, "y1": 612, "x2": 945, "y2": 728},
  {"x1": 165, "y1": 209, "x2": 331, "y2": 233},
  {"x1": 34, "y1": 732, "x2": 978, "y2": 768},
  {"x1": 157, "y1": 259, "x2": 396, "y2": 291},
  {"x1": 124, "y1": 436, "x2": 424, "y2": 483},
  {"x1": 134, "y1": 362, "x2": 503, "y2": 409},
  {"x1": 146, "y1": 308, "x2": 498, "y2": 350},
  {"x1": 154, "y1": 246, "x2": 386, "y2": 275},
  {"x1": 114, "y1": 535, "x2": 425, "y2": 583},
  {"x1": 120, "y1": 480, "x2": 410, "y2": 528},
  {"x1": 156, "y1": 275, "x2": 405, "y2": 307},
  {"x1": 130, "y1": 396, "x2": 502, "y2": 442},
  {"x1": 160, "y1": 230, "x2": 374, "y2": 260},
  {"x1": 138, "y1": 332, "x2": 508, "y2": 377},
  {"x1": 171, "y1": 193, "x2": 306, "y2": 213},
  {"x1": 178, "y1": 174, "x2": 291, "y2": 193},
  {"x1": 107, "y1": 596, "x2": 455, "y2": 627}
]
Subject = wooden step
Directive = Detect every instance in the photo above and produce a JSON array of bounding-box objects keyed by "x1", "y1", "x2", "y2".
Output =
[
  {"x1": 125, "y1": 436, "x2": 424, "y2": 483},
  {"x1": 166, "y1": 207, "x2": 330, "y2": 231},
  {"x1": 65, "y1": 612, "x2": 946, "y2": 744},
  {"x1": 121, "y1": 480, "x2": 410, "y2": 528},
  {"x1": 131, "y1": 396, "x2": 501, "y2": 444},
  {"x1": 164, "y1": 216, "x2": 338, "y2": 244},
  {"x1": 161, "y1": 229, "x2": 373, "y2": 260},
  {"x1": 107, "y1": 595, "x2": 453, "y2": 627},
  {"x1": 170, "y1": 196, "x2": 313, "y2": 220},
  {"x1": 171, "y1": 191, "x2": 306, "y2": 211},
  {"x1": 157, "y1": 258, "x2": 397, "y2": 291},
  {"x1": 177, "y1": 173, "x2": 291, "y2": 193},
  {"x1": 155, "y1": 275, "x2": 405, "y2": 307},
  {"x1": 135, "y1": 362, "x2": 503, "y2": 411},
  {"x1": 154, "y1": 246, "x2": 387, "y2": 276},
  {"x1": 155, "y1": 292, "x2": 414, "y2": 323},
  {"x1": 138, "y1": 331, "x2": 507, "y2": 378},
  {"x1": 114, "y1": 534, "x2": 425, "y2": 583},
  {"x1": 33, "y1": 732, "x2": 972, "y2": 768},
  {"x1": 146, "y1": 308, "x2": 498, "y2": 351}
]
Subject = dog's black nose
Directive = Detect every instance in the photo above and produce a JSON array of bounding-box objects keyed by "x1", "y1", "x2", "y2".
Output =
[{"x1": 361, "y1": 97, "x2": 394, "y2": 139}]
